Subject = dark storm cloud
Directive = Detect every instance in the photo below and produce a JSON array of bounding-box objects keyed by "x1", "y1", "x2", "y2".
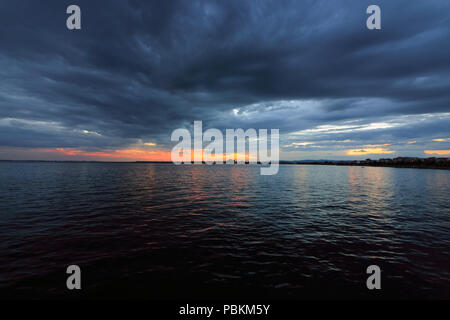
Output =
[{"x1": 0, "y1": 0, "x2": 449, "y2": 154}]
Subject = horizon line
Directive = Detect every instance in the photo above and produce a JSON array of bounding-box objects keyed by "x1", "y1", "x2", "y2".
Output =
[{"x1": 1, "y1": 156, "x2": 448, "y2": 163}]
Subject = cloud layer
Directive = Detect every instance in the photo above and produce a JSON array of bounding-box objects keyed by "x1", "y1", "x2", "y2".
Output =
[{"x1": 0, "y1": 0, "x2": 449, "y2": 160}]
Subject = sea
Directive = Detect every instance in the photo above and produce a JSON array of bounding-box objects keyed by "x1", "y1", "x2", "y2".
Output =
[{"x1": 0, "y1": 162, "x2": 449, "y2": 299}]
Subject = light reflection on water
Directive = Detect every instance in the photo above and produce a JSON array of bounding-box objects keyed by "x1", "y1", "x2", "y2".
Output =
[{"x1": 0, "y1": 162, "x2": 449, "y2": 298}]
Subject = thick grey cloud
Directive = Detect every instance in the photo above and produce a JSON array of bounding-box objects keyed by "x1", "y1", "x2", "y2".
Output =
[{"x1": 0, "y1": 0, "x2": 449, "y2": 158}]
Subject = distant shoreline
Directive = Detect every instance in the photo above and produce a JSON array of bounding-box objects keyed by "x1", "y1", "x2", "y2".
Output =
[
  {"x1": 0, "y1": 159, "x2": 449, "y2": 170},
  {"x1": 281, "y1": 162, "x2": 450, "y2": 170}
]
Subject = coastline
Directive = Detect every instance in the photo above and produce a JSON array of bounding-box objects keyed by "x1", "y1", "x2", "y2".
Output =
[
  {"x1": 1, "y1": 159, "x2": 449, "y2": 170},
  {"x1": 280, "y1": 162, "x2": 450, "y2": 170}
]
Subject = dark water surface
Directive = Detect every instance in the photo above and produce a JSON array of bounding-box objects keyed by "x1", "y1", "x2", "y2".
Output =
[{"x1": 0, "y1": 162, "x2": 449, "y2": 299}]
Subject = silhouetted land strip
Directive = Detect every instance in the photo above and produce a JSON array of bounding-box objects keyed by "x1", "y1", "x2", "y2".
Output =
[
  {"x1": 1, "y1": 157, "x2": 449, "y2": 169},
  {"x1": 281, "y1": 157, "x2": 450, "y2": 170}
]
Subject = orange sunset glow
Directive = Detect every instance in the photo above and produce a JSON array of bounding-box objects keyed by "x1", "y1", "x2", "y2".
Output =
[
  {"x1": 424, "y1": 150, "x2": 450, "y2": 155},
  {"x1": 41, "y1": 148, "x2": 172, "y2": 161},
  {"x1": 345, "y1": 148, "x2": 395, "y2": 156},
  {"x1": 39, "y1": 148, "x2": 258, "y2": 162}
]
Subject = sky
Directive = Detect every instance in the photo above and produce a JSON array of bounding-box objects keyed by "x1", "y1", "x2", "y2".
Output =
[{"x1": 0, "y1": 0, "x2": 449, "y2": 161}]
